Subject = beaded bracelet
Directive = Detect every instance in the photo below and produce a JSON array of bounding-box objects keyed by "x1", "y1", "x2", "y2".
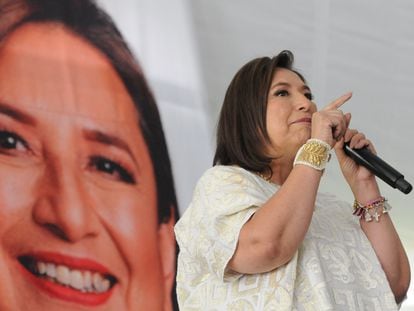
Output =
[
  {"x1": 353, "y1": 196, "x2": 392, "y2": 222},
  {"x1": 293, "y1": 138, "x2": 332, "y2": 171}
]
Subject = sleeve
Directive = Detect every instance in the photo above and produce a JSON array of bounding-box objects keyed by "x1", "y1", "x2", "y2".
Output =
[{"x1": 175, "y1": 166, "x2": 272, "y2": 282}]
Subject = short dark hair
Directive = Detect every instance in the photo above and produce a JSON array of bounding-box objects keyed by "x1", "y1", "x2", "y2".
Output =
[
  {"x1": 0, "y1": 0, "x2": 178, "y2": 225},
  {"x1": 213, "y1": 50, "x2": 306, "y2": 178}
]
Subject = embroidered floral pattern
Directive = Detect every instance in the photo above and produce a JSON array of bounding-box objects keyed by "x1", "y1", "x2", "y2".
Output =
[{"x1": 175, "y1": 166, "x2": 398, "y2": 310}]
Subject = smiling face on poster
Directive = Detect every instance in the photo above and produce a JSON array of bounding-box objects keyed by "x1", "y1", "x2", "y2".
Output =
[{"x1": 0, "y1": 1, "x2": 177, "y2": 310}]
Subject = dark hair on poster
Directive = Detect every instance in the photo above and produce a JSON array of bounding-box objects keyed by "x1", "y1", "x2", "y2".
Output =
[{"x1": 0, "y1": 0, "x2": 178, "y2": 309}]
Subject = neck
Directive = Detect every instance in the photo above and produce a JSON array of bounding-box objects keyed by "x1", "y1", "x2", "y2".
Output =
[{"x1": 269, "y1": 156, "x2": 294, "y2": 185}]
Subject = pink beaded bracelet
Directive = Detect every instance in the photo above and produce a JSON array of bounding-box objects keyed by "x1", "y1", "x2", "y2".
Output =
[{"x1": 352, "y1": 196, "x2": 391, "y2": 222}]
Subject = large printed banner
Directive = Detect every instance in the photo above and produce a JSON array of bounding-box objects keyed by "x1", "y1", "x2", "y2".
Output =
[{"x1": 0, "y1": 0, "x2": 179, "y2": 309}]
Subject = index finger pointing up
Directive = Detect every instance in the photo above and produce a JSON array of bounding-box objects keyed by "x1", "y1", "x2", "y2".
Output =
[{"x1": 322, "y1": 92, "x2": 353, "y2": 111}]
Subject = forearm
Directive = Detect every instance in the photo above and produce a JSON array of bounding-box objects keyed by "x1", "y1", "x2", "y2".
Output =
[
  {"x1": 361, "y1": 215, "x2": 410, "y2": 303},
  {"x1": 354, "y1": 180, "x2": 410, "y2": 303},
  {"x1": 228, "y1": 165, "x2": 322, "y2": 274},
  {"x1": 229, "y1": 94, "x2": 351, "y2": 274}
]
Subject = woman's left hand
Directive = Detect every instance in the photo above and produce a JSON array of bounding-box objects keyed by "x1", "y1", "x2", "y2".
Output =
[
  {"x1": 334, "y1": 125, "x2": 378, "y2": 192},
  {"x1": 333, "y1": 118, "x2": 410, "y2": 305},
  {"x1": 335, "y1": 126, "x2": 410, "y2": 304}
]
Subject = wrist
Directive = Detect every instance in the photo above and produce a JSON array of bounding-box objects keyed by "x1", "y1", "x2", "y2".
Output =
[
  {"x1": 293, "y1": 138, "x2": 332, "y2": 171},
  {"x1": 351, "y1": 178, "x2": 380, "y2": 203},
  {"x1": 353, "y1": 196, "x2": 391, "y2": 223}
]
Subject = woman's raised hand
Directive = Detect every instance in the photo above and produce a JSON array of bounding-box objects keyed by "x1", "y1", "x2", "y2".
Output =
[
  {"x1": 311, "y1": 92, "x2": 352, "y2": 147},
  {"x1": 334, "y1": 128, "x2": 378, "y2": 194}
]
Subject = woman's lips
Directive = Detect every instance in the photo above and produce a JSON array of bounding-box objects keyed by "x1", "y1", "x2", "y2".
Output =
[
  {"x1": 290, "y1": 117, "x2": 312, "y2": 125},
  {"x1": 17, "y1": 252, "x2": 117, "y2": 306}
]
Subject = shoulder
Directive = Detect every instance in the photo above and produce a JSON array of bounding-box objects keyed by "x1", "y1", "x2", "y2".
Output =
[
  {"x1": 197, "y1": 165, "x2": 259, "y2": 189},
  {"x1": 200, "y1": 165, "x2": 251, "y2": 179},
  {"x1": 177, "y1": 166, "x2": 266, "y2": 224},
  {"x1": 193, "y1": 165, "x2": 278, "y2": 205}
]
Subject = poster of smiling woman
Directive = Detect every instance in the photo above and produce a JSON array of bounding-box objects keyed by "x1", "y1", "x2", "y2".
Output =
[{"x1": 0, "y1": 0, "x2": 179, "y2": 309}]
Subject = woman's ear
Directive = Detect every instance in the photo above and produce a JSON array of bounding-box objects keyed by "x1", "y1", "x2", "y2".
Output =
[{"x1": 157, "y1": 206, "x2": 176, "y2": 311}]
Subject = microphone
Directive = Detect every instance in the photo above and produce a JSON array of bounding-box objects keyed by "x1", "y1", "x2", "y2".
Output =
[{"x1": 343, "y1": 143, "x2": 412, "y2": 194}]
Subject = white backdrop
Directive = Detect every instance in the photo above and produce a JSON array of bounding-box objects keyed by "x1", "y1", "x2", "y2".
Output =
[{"x1": 99, "y1": 0, "x2": 414, "y2": 308}]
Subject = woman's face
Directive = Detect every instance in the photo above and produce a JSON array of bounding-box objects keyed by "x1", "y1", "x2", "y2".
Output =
[
  {"x1": 0, "y1": 23, "x2": 175, "y2": 310},
  {"x1": 265, "y1": 68, "x2": 317, "y2": 158}
]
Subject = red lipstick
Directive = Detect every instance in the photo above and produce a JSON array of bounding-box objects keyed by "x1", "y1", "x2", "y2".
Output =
[
  {"x1": 17, "y1": 252, "x2": 117, "y2": 307},
  {"x1": 29, "y1": 252, "x2": 112, "y2": 274}
]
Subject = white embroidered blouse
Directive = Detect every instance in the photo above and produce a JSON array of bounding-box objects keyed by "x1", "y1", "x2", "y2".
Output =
[{"x1": 175, "y1": 165, "x2": 398, "y2": 310}]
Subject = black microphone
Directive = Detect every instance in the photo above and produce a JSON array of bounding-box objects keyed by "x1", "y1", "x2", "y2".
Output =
[{"x1": 343, "y1": 143, "x2": 412, "y2": 194}]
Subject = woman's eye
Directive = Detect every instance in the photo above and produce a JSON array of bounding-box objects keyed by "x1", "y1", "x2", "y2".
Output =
[
  {"x1": 305, "y1": 93, "x2": 314, "y2": 100},
  {"x1": 89, "y1": 156, "x2": 135, "y2": 184},
  {"x1": 275, "y1": 90, "x2": 289, "y2": 97},
  {"x1": 0, "y1": 130, "x2": 28, "y2": 152}
]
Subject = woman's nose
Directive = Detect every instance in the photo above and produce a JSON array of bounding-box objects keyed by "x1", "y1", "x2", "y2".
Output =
[
  {"x1": 32, "y1": 160, "x2": 100, "y2": 242},
  {"x1": 296, "y1": 95, "x2": 314, "y2": 111}
]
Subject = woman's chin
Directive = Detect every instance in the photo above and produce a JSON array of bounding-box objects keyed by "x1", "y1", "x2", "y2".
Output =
[{"x1": 294, "y1": 134, "x2": 311, "y2": 149}]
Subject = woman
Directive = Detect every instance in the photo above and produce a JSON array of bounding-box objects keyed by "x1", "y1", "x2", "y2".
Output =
[
  {"x1": 175, "y1": 51, "x2": 410, "y2": 310},
  {"x1": 0, "y1": 0, "x2": 178, "y2": 310}
]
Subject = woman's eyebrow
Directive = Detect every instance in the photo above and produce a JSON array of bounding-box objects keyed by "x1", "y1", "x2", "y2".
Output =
[
  {"x1": 0, "y1": 101, "x2": 37, "y2": 126},
  {"x1": 83, "y1": 128, "x2": 138, "y2": 165},
  {"x1": 302, "y1": 85, "x2": 311, "y2": 92},
  {"x1": 269, "y1": 82, "x2": 290, "y2": 91},
  {"x1": 269, "y1": 82, "x2": 311, "y2": 92}
]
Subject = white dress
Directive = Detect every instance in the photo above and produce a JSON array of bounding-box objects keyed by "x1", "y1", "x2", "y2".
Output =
[{"x1": 175, "y1": 165, "x2": 398, "y2": 310}]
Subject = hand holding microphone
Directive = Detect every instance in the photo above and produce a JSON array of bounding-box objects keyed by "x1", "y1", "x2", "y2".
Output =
[
  {"x1": 343, "y1": 143, "x2": 412, "y2": 194},
  {"x1": 313, "y1": 93, "x2": 412, "y2": 194},
  {"x1": 334, "y1": 121, "x2": 412, "y2": 194}
]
